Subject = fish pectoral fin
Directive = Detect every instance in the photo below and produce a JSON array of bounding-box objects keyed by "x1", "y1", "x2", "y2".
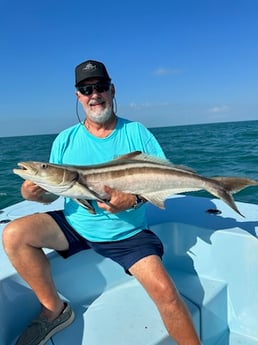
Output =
[
  {"x1": 212, "y1": 177, "x2": 258, "y2": 194},
  {"x1": 74, "y1": 199, "x2": 96, "y2": 214},
  {"x1": 86, "y1": 187, "x2": 111, "y2": 204}
]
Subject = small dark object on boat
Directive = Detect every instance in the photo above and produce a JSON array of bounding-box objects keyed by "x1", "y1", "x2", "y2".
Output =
[
  {"x1": 206, "y1": 209, "x2": 222, "y2": 215},
  {"x1": 0, "y1": 219, "x2": 11, "y2": 224}
]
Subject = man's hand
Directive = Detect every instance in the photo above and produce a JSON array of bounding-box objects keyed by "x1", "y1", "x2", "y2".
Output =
[
  {"x1": 97, "y1": 185, "x2": 135, "y2": 213},
  {"x1": 21, "y1": 180, "x2": 58, "y2": 204}
]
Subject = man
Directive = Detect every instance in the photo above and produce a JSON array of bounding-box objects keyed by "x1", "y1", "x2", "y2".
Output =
[{"x1": 3, "y1": 60, "x2": 201, "y2": 345}]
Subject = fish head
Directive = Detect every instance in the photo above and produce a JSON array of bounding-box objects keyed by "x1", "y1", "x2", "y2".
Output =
[{"x1": 13, "y1": 162, "x2": 78, "y2": 189}]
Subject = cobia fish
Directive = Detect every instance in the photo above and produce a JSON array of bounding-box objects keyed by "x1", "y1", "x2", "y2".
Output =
[{"x1": 13, "y1": 151, "x2": 258, "y2": 216}]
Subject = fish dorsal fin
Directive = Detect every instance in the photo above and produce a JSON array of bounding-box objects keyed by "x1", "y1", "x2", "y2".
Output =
[
  {"x1": 133, "y1": 152, "x2": 196, "y2": 172},
  {"x1": 114, "y1": 151, "x2": 195, "y2": 173},
  {"x1": 114, "y1": 151, "x2": 143, "y2": 160},
  {"x1": 135, "y1": 153, "x2": 193, "y2": 170},
  {"x1": 113, "y1": 151, "x2": 171, "y2": 165}
]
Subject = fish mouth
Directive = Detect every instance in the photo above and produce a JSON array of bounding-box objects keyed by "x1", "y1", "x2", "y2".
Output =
[
  {"x1": 16, "y1": 162, "x2": 34, "y2": 172},
  {"x1": 17, "y1": 162, "x2": 28, "y2": 170},
  {"x1": 13, "y1": 162, "x2": 37, "y2": 176}
]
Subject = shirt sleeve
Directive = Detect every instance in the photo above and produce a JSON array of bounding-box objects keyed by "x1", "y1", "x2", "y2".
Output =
[
  {"x1": 135, "y1": 122, "x2": 166, "y2": 159},
  {"x1": 49, "y1": 134, "x2": 64, "y2": 164}
]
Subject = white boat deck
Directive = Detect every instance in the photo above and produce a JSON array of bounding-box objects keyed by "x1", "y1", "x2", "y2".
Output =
[{"x1": 1, "y1": 195, "x2": 258, "y2": 345}]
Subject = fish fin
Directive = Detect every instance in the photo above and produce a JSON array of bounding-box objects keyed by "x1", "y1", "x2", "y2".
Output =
[
  {"x1": 74, "y1": 199, "x2": 96, "y2": 214},
  {"x1": 114, "y1": 151, "x2": 195, "y2": 172},
  {"x1": 85, "y1": 186, "x2": 111, "y2": 203},
  {"x1": 143, "y1": 187, "x2": 204, "y2": 208},
  {"x1": 143, "y1": 196, "x2": 165, "y2": 209},
  {"x1": 133, "y1": 154, "x2": 195, "y2": 172},
  {"x1": 201, "y1": 177, "x2": 244, "y2": 217},
  {"x1": 142, "y1": 191, "x2": 175, "y2": 209},
  {"x1": 144, "y1": 185, "x2": 244, "y2": 217},
  {"x1": 83, "y1": 186, "x2": 116, "y2": 209},
  {"x1": 132, "y1": 153, "x2": 175, "y2": 166},
  {"x1": 114, "y1": 151, "x2": 143, "y2": 160},
  {"x1": 145, "y1": 185, "x2": 200, "y2": 206},
  {"x1": 212, "y1": 177, "x2": 258, "y2": 194},
  {"x1": 209, "y1": 187, "x2": 244, "y2": 217}
]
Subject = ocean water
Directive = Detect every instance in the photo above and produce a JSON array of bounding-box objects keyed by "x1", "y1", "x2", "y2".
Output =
[{"x1": 0, "y1": 120, "x2": 258, "y2": 210}]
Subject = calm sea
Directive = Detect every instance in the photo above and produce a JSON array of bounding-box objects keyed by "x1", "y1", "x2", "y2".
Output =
[{"x1": 1, "y1": 120, "x2": 258, "y2": 210}]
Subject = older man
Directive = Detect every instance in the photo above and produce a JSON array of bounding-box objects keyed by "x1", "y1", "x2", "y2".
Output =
[{"x1": 3, "y1": 60, "x2": 201, "y2": 345}]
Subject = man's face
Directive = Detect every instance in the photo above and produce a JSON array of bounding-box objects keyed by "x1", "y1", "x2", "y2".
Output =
[{"x1": 77, "y1": 79, "x2": 115, "y2": 124}]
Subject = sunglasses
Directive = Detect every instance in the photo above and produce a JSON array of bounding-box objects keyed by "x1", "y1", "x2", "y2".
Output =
[{"x1": 77, "y1": 82, "x2": 111, "y2": 96}]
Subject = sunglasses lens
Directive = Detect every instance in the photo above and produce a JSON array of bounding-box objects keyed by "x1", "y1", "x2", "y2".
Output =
[
  {"x1": 78, "y1": 85, "x2": 93, "y2": 95},
  {"x1": 78, "y1": 82, "x2": 110, "y2": 96},
  {"x1": 95, "y1": 82, "x2": 110, "y2": 93}
]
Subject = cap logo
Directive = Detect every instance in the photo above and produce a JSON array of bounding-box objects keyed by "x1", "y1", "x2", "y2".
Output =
[{"x1": 82, "y1": 63, "x2": 97, "y2": 72}]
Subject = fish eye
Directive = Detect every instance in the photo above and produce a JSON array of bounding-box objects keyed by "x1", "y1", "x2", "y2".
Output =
[{"x1": 41, "y1": 163, "x2": 48, "y2": 169}]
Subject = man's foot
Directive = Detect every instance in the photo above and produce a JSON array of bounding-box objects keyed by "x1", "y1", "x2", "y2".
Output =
[{"x1": 15, "y1": 302, "x2": 75, "y2": 345}]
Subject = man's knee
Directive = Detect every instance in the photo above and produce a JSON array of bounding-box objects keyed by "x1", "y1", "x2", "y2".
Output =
[
  {"x1": 2, "y1": 219, "x2": 25, "y2": 254},
  {"x1": 155, "y1": 279, "x2": 181, "y2": 305}
]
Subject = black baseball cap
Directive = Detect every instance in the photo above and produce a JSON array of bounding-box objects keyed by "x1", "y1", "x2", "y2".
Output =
[{"x1": 75, "y1": 60, "x2": 111, "y2": 87}]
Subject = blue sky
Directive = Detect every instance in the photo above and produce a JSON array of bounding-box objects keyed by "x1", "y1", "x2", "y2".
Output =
[{"x1": 0, "y1": 0, "x2": 257, "y2": 137}]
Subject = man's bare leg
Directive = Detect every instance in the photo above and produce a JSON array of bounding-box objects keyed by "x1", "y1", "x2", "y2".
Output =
[
  {"x1": 2, "y1": 213, "x2": 69, "y2": 320},
  {"x1": 129, "y1": 255, "x2": 201, "y2": 345}
]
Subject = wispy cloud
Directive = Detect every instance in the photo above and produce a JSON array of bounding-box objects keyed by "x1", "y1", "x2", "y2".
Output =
[
  {"x1": 129, "y1": 102, "x2": 151, "y2": 109},
  {"x1": 208, "y1": 105, "x2": 230, "y2": 113},
  {"x1": 153, "y1": 67, "x2": 182, "y2": 76},
  {"x1": 129, "y1": 101, "x2": 170, "y2": 109}
]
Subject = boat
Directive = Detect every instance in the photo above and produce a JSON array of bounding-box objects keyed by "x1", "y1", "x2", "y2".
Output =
[{"x1": 0, "y1": 194, "x2": 258, "y2": 345}]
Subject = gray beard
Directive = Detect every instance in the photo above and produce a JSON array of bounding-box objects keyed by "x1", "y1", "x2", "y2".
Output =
[{"x1": 87, "y1": 105, "x2": 113, "y2": 124}]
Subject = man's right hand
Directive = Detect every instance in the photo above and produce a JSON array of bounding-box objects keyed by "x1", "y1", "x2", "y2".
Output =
[{"x1": 21, "y1": 180, "x2": 58, "y2": 204}]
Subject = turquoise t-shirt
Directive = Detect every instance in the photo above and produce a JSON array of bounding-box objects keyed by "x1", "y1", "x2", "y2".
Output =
[{"x1": 49, "y1": 117, "x2": 165, "y2": 242}]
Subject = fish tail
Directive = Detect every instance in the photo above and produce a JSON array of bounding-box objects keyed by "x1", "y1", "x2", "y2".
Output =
[
  {"x1": 212, "y1": 177, "x2": 258, "y2": 194},
  {"x1": 205, "y1": 176, "x2": 258, "y2": 217},
  {"x1": 212, "y1": 187, "x2": 244, "y2": 217}
]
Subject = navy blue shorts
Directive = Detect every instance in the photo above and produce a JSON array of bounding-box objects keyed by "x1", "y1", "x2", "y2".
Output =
[{"x1": 47, "y1": 210, "x2": 164, "y2": 273}]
